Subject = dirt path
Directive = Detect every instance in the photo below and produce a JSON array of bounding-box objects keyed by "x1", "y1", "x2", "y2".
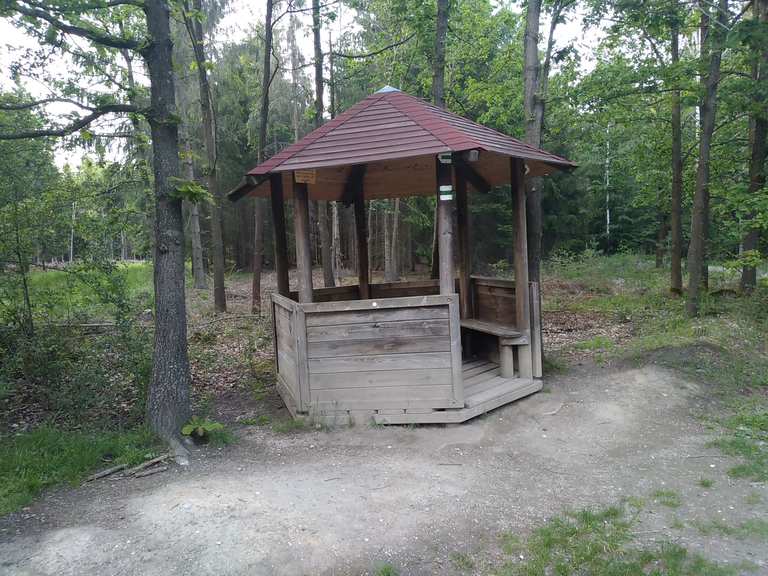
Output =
[{"x1": 2, "y1": 362, "x2": 767, "y2": 575}]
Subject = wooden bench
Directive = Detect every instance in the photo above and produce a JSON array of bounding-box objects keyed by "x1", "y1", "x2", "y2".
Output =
[{"x1": 460, "y1": 319, "x2": 527, "y2": 378}]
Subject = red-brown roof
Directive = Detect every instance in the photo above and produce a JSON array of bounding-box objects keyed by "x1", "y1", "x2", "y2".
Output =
[
  {"x1": 249, "y1": 88, "x2": 573, "y2": 176},
  {"x1": 230, "y1": 88, "x2": 574, "y2": 201}
]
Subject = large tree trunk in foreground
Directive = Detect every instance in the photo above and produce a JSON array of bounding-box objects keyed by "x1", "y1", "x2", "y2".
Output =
[
  {"x1": 144, "y1": 0, "x2": 191, "y2": 451},
  {"x1": 185, "y1": 0, "x2": 226, "y2": 312},
  {"x1": 430, "y1": 0, "x2": 449, "y2": 280},
  {"x1": 687, "y1": 0, "x2": 728, "y2": 316},
  {"x1": 740, "y1": 0, "x2": 768, "y2": 292},
  {"x1": 670, "y1": 14, "x2": 684, "y2": 294},
  {"x1": 252, "y1": 0, "x2": 274, "y2": 313}
]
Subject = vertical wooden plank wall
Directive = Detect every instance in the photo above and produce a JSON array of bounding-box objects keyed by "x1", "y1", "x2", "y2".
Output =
[{"x1": 271, "y1": 294, "x2": 300, "y2": 415}]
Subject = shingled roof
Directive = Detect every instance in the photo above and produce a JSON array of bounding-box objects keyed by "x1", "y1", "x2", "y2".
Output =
[{"x1": 230, "y1": 87, "x2": 574, "y2": 201}]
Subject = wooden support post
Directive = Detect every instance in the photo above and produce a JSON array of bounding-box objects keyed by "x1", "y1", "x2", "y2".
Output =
[
  {"x1": 454, "y1": 158, "x2": 471, "y2": 318},
  {"x1": 354, "y1": 190, "x2": 369, "y2": 300},
  {"x1": 437, "y1": 154, "x2": 455, "y2": 296},
  {"x1": 499, "y1": 344, "x2": 515, "y2": 378},
  {"x1": 270, "y1": 174, "x2": 290, "y2": 297},
  {"x1": 293, "y1": 177, "x2": 314, "y2": 303},
  {"x1": 511, "y1": 158, "x2": 533, "y2": 378}
]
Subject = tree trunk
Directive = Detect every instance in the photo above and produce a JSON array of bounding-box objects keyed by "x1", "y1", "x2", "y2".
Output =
[
  {"x1": 184, "y1": 137, "x2": 207, "y2": 290},
  {"x1": 312, "y1": 0, "x2": 334, "y2": 287},
  {"x1": 383, "y1": 200, "x2": 400, "y2": 282},
  {"x1": 430, "y1": 0, "x2": 450, "y2": 279},
  {"x1": 332, "y1": 202, "x2": 343, "y2": 284},
  {"x1": 252, "y1": 0, "x2": 275, "y2": 313},
  {"x1": 433, "y1": 0, "x2": 449, "y2": 108},
  {"x1": 687, "y1": 0, "x2": 728, "y2": 316},
  {"x1": 184, "y1": 0, "x2": 226, "y2": 312},
  {"x1": 289, "y1": 14, "x2": 302, "y2": 141},
  {"x1": 740, "y1": 0, "x2": 768, "y2": 292},
  {"x1": 670, "y1": 13, "x2": 684, "y2": 294},
  {"x1": 655, "y1": 207, "x2": 669, "y2": 268},
  {"x1": 384, "y1": 206, "x2": 393, "y2": 281},
  {"x1": 144, "y1": 0, "x2": 191, "y2": 450},
  {"x1": 523, "y1": 0, "x2": 543, "y2": 284},
  {"x1": 391, "y1": 198, "x2": 400, "y2": 280}
]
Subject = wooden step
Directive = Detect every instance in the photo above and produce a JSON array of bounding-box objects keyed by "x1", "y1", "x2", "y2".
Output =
[
  {"x1": 464, "y1": 367, "x2": 501, "y2": 389},
  {"x1": 462, "y1": 361, "x2": 497, "y2": 379},
  {"x1": 464, "y1": 374, "x2": 507, "y2": 398},
  {"x1": 372, "y1": 378, "x2": 543, "y2": 425}
]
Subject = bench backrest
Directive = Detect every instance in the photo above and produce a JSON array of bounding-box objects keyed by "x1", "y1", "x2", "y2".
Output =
[{"x1": 470, "y1": 276, "x2": 516, "y2": 326}]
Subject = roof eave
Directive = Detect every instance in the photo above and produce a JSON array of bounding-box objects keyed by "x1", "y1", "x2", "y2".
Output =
[{"x1": 228, "y1": 175, "x2": 267, "y2": 202}]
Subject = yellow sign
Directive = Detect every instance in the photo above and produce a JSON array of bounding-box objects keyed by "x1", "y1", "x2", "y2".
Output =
[{"x1": 294, "y1": 169, "x2": 317, "y2": 184}]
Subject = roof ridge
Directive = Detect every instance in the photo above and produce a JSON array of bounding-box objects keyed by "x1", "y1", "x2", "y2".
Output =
[
  {"x1": 384, "y1": 92, "x2": 480, "y2": 151},
  {"x1": 249, "y1": 92, "x2": 387, "y2": 175}
]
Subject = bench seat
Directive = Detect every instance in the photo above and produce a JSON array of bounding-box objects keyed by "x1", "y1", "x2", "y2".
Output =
[
  {"x1": 460, "y1": 319, "x2": 527, "y2": 345},
  {"x1": 460, "y1": 319, "x2": 528, "y2": 378}
]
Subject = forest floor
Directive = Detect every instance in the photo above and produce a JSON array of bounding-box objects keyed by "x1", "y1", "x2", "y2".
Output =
[{"x1": 1, "y1": 255, "x2": 767, "y2": 575}]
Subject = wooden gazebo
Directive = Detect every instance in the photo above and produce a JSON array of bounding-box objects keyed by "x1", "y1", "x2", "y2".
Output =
[{"x1": 229, "y1": 87, "x2": 575, "y2": 425}]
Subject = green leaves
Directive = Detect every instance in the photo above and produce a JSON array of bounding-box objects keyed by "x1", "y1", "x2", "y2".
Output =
[
  {"x1": 169, "y1": 176, "x2": 212, "y2": 204},
  {"x1": 181, "y1": 416, "x2": 224, "y2": 436}
]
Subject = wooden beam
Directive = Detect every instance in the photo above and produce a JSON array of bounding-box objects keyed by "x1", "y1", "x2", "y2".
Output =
[
  {"x1": 437, "y1": 154, "x2": 455, "y2": 296},
  {"x1": 351, "y1": 167, "x2": 370, "y2": 299},
  {"x1": 454, "y1": 155, "x2": 490, "y2": 193},
  {"x1": 293, "y1": 177, "x2": 314, "y2": 303},
  {"x1": 454, "y1": 158, "x2": 471, "y2": 318},
  {"x1": 511, "y1": 158, "x2": 532, "y2": 378},
  {"x1": 270, "y1": 174, "x2": 290, "y2": 297}
]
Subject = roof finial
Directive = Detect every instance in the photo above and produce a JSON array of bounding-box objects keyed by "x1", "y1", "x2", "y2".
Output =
[{"x1": 376, "y1": 85, "x2": 400, "y2": 93}]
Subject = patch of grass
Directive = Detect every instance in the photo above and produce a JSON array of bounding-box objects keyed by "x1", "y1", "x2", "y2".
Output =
[
  {"x1": 652, "y1": 489, "x2": 683, "y2": 508},
  {"x1": 745, "y1": 492, "x2": 762, "y2": 505},
  {"x1": 543, "y1": 354, "x2": 567, "y2": 374},
  {"x1": 498, "y1": 503, "x2": 740, "y2": 576},
  {"x1": 450, "y1": 551, "x2": 474, "y2": 572},
  {"x1": 698, "y1": 478, "x2": 715, "y2": 489},
  {"x1": 374, "y1": 563, "x2": 399, "y2": 576},
  {"x1": 573, "y1": 335, "x2": 614, "y2": 351},
  {"x1": 272, "y1": 418, "x2": 306, "y2": 434},
  {"x1": 710, "y1": 399, "x2": 768, "y2": 482},
  {"x1": 0, "y1": 426, "x2": 158, "y2": 516},
  {"x1": 671, "y1": 517, "x2": 686, "y2": 530},
  {"x1": 695, "y1": 518, "x2": 768, "y2": 541},
  {"x1": 240, "y1": 415, "x2": 270, "y2": 426}
]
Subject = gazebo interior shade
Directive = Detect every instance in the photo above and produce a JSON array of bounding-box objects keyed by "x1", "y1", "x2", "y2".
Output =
[{"x1": 229, "y1": 87, "x2": 576, "y2": 202}]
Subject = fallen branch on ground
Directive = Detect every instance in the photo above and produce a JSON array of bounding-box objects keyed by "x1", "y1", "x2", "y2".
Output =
[
  {"x1": 124, "y1": 453, "x2": 171, "y2": 476},
  {"x1": 86, "y1": 463, "x2": 127, "y2": 482}
]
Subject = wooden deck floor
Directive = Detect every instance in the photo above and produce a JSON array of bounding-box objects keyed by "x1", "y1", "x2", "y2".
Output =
[{"x1": 372, "y1": 359, "x2": 542, "y2": 425}]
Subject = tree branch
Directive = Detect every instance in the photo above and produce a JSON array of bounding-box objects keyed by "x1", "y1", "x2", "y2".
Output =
[
  {"x1": 333, "y1": 33, "x2": 416, "y2": 60},
  {"x1": 8, "y1": 1, "x2": 141, "y2": 50},
  {"x1": 0, "y1": 103, "x2": 139, "y2": 140},
  {"x1": 0, "y1": 97, "x2": 98, "y2": 111}
]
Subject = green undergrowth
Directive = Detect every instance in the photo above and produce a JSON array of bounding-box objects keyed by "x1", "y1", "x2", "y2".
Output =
[
  {"x1": 25, "y1": 261, "x2": 155, "y2": 321},
  {"x1": 545, "y1": 253, "x2": 768, "y2": 482},
  {"x1": 497, "y1": 503, "x2": 748, "y2": 576},
  {"x1": 0, "y1": 426, "x2": 159, "y2": 516}
]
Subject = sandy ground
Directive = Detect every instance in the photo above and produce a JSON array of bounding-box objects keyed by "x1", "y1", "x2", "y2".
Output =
[{"x1": 2, "y1": 359, "x2": 767, "y2": 576}]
